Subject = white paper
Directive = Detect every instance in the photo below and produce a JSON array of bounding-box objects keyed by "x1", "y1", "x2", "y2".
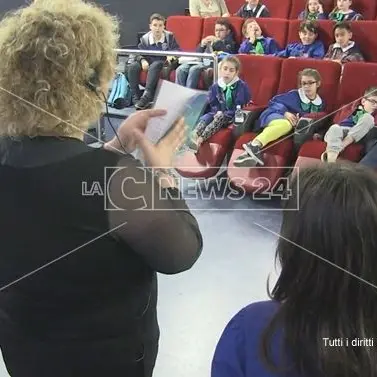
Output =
[{"x1": 144, "y1": 80, "x2": 207, "y2": 144}]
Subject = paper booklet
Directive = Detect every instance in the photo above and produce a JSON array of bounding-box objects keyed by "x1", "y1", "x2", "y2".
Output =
[{"x1": 144, "y1": 80, "x2": 208, "y2": 146}]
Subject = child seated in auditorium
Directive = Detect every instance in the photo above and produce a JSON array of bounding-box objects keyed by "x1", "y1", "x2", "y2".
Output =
[
  {"x1": 324, "y1": 21, "x2": 365, "y2": 65},
  {"x1": 234, "y1": 69, "x2": 324, "y2": 167},
  {"x1": 238, "y1": 19, "x2": 279, "y2": 55},
  {"x1": 276, "y1": 20, "x2": 325, "y2": 59},
  {"x1": 127, "y1": 13, "x2": 180, "y2": 110},
  {"x1": 298, "y1": 0, "x2": 327, "y2": 20},
  {"x1": 321, "y1": 87, "x2": 377, "y2": 162},
  {"x1": 328, "y1": 0, "x2": 363, "y2": 21},
  {"x1": 188, "y1": 56, "x2": 251, "y2": 152},
  {"x1": 235, "y1": 0, "x2": 270, "y2": 18},
  {"x1": 175, "y1": 18, "x2": 237, "y2": 89}
]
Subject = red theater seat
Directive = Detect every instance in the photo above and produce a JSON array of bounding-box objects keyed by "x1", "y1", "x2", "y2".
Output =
[
  {"x1": 297, "y1": 140, "x2": 363, "y2": 162},
  {"x1": 348, "y1": 21, "x2": 377, "y2": 62},
  {"x1": 278, "y1": 58, "x2": 342, "y2": 113},
  {"x1": 251, "y1": 18, "x2": 289, "y2": 51},
  {"x1": 226, "y1": 0, "x2": 245, "y2": 15},
  {"x1": 227, "y1": 132, "x2": 294, "y2": 194},
  {"x1": 166, "y1": 16, "x2": 203, "y2": 51},
  {"x1": 337, "y1": 62, "x2": 377, "y2": 106},
  {"x1": 287, "y1": 20, "x2": 334, "y2": 51},
  {"x1": 175, "y1": 127, "x2": 235, "y2": 178},
  {"x1": 351, "y1": 0, "x2": 377, "y2": 20},
  {"x1": 237, "y1": 55, "x2": 282, "y2": 110},
  {"x1": 260, "y1": 0, "x2": 291, "y2": 19},
  {"x1": 202, "y1": 16, "x2": 244, "y2": 45}
]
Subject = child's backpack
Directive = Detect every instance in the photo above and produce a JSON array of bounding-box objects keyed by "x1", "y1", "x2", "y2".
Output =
[{"x1": 107, "y1": 73, "x2": 132, "y2": 109}]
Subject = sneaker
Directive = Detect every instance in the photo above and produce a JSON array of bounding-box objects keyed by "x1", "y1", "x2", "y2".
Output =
[
  {"x1": 321, "y1": 150, "x2": 339, "y2": 163},
  {"x1": 135, "y1": 94, "x2": 153, "y2": 110},
  {"x1": 234, "y1": 144, "x2": 264, "y2": 167},
  {"x1": 294, "y1": 118, "x2": 315, "y2": 147}
]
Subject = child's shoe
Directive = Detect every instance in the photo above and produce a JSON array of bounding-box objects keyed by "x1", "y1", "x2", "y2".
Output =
[
  {"x1": 234, "y1": 143, "x2": 264, "y2": 167},
  {"x1": 321, "y1": 150, "x2": 339, "y2": 163}
]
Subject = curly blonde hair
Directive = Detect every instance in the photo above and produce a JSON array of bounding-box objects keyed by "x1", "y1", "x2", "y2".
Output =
[{"x1": 0, "y1": 0, "x2": 119, "y2": 137}]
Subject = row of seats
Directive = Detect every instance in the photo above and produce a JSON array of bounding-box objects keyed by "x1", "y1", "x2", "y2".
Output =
[
  {"x1": 174, "y1": 59, "x2": 377, "y2": 191},
  {"x1": 167, "y1": 16, "x2": 377, "y2": 62},
  {"x1": 225, "y1": 0, "x2": 377, "y2": 20}
]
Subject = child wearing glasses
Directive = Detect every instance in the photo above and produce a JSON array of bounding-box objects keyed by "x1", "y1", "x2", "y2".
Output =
[
  {"x1": 234, "y1": 69, "x2": 324, "y2": 167},
  {"x1": 276, "y1": 20, "x2": 325, "y2": 59},
  {"x1": 321, "y1": 87, "x2": 377, "y2": 162}
]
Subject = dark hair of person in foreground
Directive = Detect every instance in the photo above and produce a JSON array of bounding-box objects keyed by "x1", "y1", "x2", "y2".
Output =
[{"x1": 262, "y1": 162, "x2": 377, "y2": 377}]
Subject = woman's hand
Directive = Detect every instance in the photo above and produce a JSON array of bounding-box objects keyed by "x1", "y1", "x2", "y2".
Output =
[
  {"x1": 104, "y1": 109, "x2": 167, "y2": 154},
  {"x1": 133, "y1": 117, "x2": 186, "y2": 169}
]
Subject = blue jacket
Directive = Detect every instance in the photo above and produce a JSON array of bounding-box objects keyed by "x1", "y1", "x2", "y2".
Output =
[
  {"x1": 200, "y1": 79, "x2": 251, "y2": 125},
  {"x1": 238, "y1": 37, "x2": 279, "y2": 55},
  {"x1": 136, "y1": 31, "x2": 180, "y2": 64},
  {"x1": 197, "y1": 34, "x2": 238, "y2": 55},
  {"x1": 258, "y1": 89, "x2": 325, "y2": 129},
  {"x1": 276, "y1": 40, "x2": 325, "y2": 59},
  {"x1": 298, "y1": 10, "x2": 327, "y2": 20},
  {"x1": 212, "y1": 300, "x2": 302, "y2": 377}
]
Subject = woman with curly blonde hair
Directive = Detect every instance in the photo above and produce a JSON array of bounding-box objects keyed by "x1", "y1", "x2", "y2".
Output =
[{"x1": 0, "y1": 1, "x2": 203, "y2": 376}]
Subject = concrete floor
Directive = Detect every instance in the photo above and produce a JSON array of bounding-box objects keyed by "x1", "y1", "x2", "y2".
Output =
[{"x1": 0, "y1": 113, "x2": 282, "y2": 376}]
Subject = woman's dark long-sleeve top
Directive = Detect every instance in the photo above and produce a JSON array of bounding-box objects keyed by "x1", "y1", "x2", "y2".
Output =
[{"x1": 0, "y1": 135, "x2": 203, "y2": 377}]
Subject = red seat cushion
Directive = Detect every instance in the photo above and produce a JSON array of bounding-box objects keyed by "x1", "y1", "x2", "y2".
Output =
[
  {"x1": 175, "y1": 128, "x2": 234, "y2": 178},
  {"x1": 298, "y1": 140, "x2": 363, "y2": 161}
]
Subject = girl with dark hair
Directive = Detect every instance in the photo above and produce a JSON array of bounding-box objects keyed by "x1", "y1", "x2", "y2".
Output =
[{"x1": 212, "y1": 163, "x2": 377, "y2": 377}]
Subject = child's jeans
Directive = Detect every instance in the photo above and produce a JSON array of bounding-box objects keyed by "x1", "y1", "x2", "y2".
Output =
[
  {"x1": 195, "y1": 114, "x2": 231, "y2": 141},
  {"x1": 324, "y1": 114, "x2": 375, "y2": 153}
]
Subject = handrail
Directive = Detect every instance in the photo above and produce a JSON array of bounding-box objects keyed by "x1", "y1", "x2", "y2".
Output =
[{"x1": 115, "y1": 48, "x2": 219, "y2": 81}]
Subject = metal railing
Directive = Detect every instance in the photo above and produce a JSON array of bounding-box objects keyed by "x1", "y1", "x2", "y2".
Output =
[{"x1": 115, "y1": 48, "x2": 219, "y2": 82}]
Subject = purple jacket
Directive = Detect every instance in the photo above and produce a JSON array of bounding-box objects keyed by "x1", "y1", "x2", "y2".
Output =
[{"x1": 200, "y1": 79, "x2": 251, "y2": 125}]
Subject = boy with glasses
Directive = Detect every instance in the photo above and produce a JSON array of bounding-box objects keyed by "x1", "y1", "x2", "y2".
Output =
[
  {"x1": 322, "y1": 87, "x2": 377, "y2": 162},
  {"x1": 175, "y1": 18, "x2": 237, "y2": 89}
]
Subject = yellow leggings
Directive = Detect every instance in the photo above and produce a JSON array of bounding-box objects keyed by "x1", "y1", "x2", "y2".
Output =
[{"x1": 254, "y1": 119, "x2": 293, "y2": 147}]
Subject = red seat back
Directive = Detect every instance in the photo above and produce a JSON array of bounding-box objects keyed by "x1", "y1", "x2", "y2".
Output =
[
  {"x1": 262, "y1": 0, "x2": 291, "y2": 18},
  {"x1": 166, "y1": 16, "x2": 203, "y2": 51},
  {"x1": 289, "y1": 0, "x2": 335, "y2": 19},
  {"x1": 351, "y1": 0, "x2": 377, "y2": 20},
  {"x1": 202, "y1": 16, "x2": 244, "y2": 45},
  {"x1": 348, "y1": 21, "x2": 377, "y2": 62},
  {"x1": 253, "y1": 18, "x2": 289, "y2": 50},
  {"x1": 287, "y1": 19, "x2": 334, "y2": 50},
  {"x1": 226, "y1": 0, "x2": 245, "y2": 14},
  {"x1": 277, "y1": 58, "x2": 342, "y2": 112},
  {"x1": 335, "y1": 62, "x2": 377, "y2": 122},
  {"x1": 237, "y1": 55, "x2": 282, "y2": 108}
]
